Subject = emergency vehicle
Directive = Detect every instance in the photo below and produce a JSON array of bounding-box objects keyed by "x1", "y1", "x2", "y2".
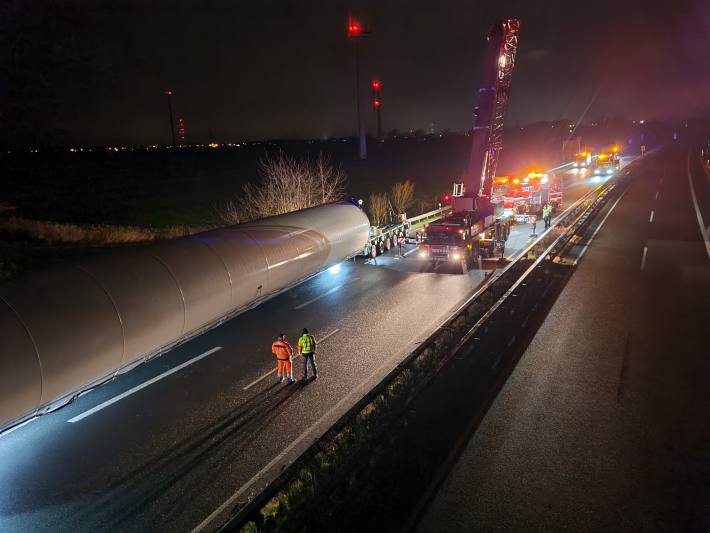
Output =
[
  {"x1": 573, "y1": 151, "x2": 592, "y2": 168},
  {"x1": 418, "y1": 211, "x2": 511, "y2": 262}
]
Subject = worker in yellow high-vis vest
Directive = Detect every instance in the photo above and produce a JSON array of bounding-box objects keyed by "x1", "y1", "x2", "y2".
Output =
[{"x1": 298, "y1": 328, "x2": 318, "y2": 381}]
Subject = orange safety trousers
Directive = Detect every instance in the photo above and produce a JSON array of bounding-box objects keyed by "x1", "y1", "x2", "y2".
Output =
[{"x1": 277, "y1": 358, "x2": 292, "y2": 378}]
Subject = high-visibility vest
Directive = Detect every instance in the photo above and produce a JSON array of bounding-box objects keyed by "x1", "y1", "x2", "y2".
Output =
[
  {"x1": 298, "y1": 334, "x2": 316, "y2": 354},
  {"x1": 272, "y1": 340, "x2": 293, "y2": 359}
]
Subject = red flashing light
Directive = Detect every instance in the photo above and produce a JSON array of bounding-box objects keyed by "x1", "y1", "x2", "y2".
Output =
[
  {"x1": 443, "y1": 195, "x2": 451, "y2": 201},
  {"x1": 372, "y1": 80, "x2": 381, "y2": 90},
  {"x1": 347, "y1": 16, "x2": 362, "y2": 38},
  {"x1": 373, "y1": 98, "x2": 381, "y2": 109}
]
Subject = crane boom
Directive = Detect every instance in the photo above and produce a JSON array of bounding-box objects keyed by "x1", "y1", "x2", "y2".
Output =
[{"x1": 458, "y1": 18, "x2": 520, "y2": 211}]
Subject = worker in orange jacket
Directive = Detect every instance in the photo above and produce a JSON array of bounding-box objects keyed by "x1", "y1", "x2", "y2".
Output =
[{"x1": 272, "y1": 333, "x2": 294, "y2": 384}]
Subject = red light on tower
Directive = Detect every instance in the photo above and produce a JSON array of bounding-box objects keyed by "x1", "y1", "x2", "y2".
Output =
[
  {"x1": 177, "y1": 118, "x2": 186, "y2": 143},
  {"x1": 347, "y1": 16, "x2": 362, "y2": 38},
  {"x1": 371, "y1": 78, "x2": 382, "y2": 139}
]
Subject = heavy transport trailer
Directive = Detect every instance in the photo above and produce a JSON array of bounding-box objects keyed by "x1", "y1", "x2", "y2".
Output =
[
  {"x1": 0, "y1": 200, "x2": 370, "y2": 433},
  {"x1": 358, "y1": 220, "x2": 410, "y2": 258}
]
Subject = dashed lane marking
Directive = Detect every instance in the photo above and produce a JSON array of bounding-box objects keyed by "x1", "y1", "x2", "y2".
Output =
[
  {"x1": 293, "y1": 278, "x2": 359, "y2": 310},
  {"x1": 67, "y1": 347, "x2": 223, "y2": 423},
  {"x1": 649, "y1": 210, "x2": 654, "y2": 223},
  {"x1": 641, "y1": 246, "x2": 648, "y2": 271}
]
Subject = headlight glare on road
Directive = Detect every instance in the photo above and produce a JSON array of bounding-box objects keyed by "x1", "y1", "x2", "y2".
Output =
[
  {"x1": 419, "y1": 251, "x2": 427, "y2": 258},
  {"x1": 328, "y1": 263, "x2": 341, "y2": 274}
]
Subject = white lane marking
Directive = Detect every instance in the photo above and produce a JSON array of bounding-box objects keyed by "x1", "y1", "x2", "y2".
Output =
[
  {"x1": 0, "y1": 416, "x2": 39, "y2": 438},
  {"x1": 242, "y1": 329, "x2": 340, "y2": 391},
  {"x1": 641, "y1": 246, "x2": 648, "y2": 271},
  {"x1": 655, "y1": 191, "x2": 659, "y2": 200},
  {"x1": 687, "y1": 151, "x2": 710, "y2": 260},
  {"x1": 573, "y1": 187, "x2": 628, "y2": 265},
  {"x1": 649, "y1": 210, "x2": 654, "y2": 223},
  {"x1": 293, "y1": 278, "x2": 359, "y2": 310},
  {"x1": 192, "y1": 350, "x2": 407, "y2": 533},
  {"x1": 403, "y1": 246, "x2": 420, "y2": 257},
  {"x1": 68, "y1": 347, "x2": 222, "y2": 423}
]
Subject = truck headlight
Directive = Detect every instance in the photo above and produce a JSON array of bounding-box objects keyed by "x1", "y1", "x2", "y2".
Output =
[{"x1": 419, "y1": 251, "x2": 427, "y2": 258}]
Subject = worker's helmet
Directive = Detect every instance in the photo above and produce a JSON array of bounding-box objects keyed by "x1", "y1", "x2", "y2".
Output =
[
  {"x1": 278, "y1": 333, "x2": 285, "y2": 340},
  {"x1": 302, "y1": 328, "x2": 309, "y2": 335}
]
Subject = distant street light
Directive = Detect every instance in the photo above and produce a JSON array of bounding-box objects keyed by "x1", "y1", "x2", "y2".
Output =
[
  {"x1": 347, "y1": 15, "x2": 369, "y2": 160},
  {"x1": 164, "y1": 90, "x2": 176, "y2": 146}
]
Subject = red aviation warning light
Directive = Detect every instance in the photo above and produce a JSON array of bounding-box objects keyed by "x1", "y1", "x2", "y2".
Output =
[
  {"x1": 177, "y1": 118, "x2": 186, "y2": 143},
  {"x1": 373, "y1": 98, "x2": 381, "y2": 109},
  {"x1": 371, "y1": 79, "x2": 381, "y2": 90},
  {"x1": 347, "y1": 16, "x2": 362, "y2": 38}
]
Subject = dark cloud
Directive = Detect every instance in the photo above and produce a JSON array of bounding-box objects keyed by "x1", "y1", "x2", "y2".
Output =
[{"x1": 2, "y1": 0, "x2": 708, "y2": 147}]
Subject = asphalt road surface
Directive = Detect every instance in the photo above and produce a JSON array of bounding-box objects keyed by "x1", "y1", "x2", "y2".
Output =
[
  {"x1": 0, "y1": 165, "x2": 601, "y2": 533},
  {"x1": 417, "y1": 144, "x2": 710, "y2": 532}
]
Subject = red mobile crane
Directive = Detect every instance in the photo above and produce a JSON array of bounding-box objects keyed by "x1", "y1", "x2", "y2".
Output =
[{"x1": 420, "y1": 19, "x2": 520, "y2": 265}]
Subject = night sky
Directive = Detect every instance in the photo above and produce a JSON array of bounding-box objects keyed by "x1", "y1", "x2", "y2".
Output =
[{"x1": 2, "y1": 0, "x2": 709, "y2": 146}]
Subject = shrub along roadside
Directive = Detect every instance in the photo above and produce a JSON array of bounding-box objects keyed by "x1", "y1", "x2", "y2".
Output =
[{"x1": 0, "y1": 216, "x2": 209, "y2": 246}]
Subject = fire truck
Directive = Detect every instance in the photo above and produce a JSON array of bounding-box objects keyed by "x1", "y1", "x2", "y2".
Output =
[
  {"x1": 418, "y1": 19, "x2": 520, "y2": 266},
  {"x1": 573, "y1": 151, "x2": 591, "y2": 168},
  {"x1": 490, "y1": 172, "x2": 562, "y2": 219},
  {"x1": 592, "y1": 152, "x2": 617, "y2": 177}
]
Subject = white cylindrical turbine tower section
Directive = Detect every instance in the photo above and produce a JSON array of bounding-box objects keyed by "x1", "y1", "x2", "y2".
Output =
[{"x1": 0, "y1": 201, "x2": 370, "y2": 432}]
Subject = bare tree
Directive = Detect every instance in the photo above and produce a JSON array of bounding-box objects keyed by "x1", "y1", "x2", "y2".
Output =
[
  {"x1": 391, "y1": 180, "x2": 416, "y2": 216},
  {"x1": 368, "y1": 192, "x2": 389, "y2": 226},
  {"x1": 216, "y1": 150, "x2": 347, "y2": 224}
]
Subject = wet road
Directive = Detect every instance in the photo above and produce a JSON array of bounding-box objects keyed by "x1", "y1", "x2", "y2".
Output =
[
  {"x1": 417, "y1": 145, "x2": 710, "y2": 532},
  {"x1": 0, "y1": 166, "x2": 600, "y2": 533}
]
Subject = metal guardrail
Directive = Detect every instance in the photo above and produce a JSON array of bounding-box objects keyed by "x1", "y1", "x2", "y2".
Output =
[
  {"x1": 213, "y1": 169, "x2": 631, "y2": 533},
  {"x1": 405, "y1": 206, "x2": 452, "y2": 225}
]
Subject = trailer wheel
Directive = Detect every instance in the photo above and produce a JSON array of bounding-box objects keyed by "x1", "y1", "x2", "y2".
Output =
[
  {"x1": 370, "y1": 245, "x2": 377, "y2": 258},
  {"x1": 384, "y1": 239, "x2": 391, "y2": 251}
]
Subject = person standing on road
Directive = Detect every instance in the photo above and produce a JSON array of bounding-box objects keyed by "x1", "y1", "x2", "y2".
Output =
[
  {"x1": 298, "y1": 328, "x2": 318, "y2": 381},
  {"x1": 543, "y1": 203, "x2": 552, "y2": 229},
  {"x1": 272, "y1": 334, "x2": 294, "y2": 384}
]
